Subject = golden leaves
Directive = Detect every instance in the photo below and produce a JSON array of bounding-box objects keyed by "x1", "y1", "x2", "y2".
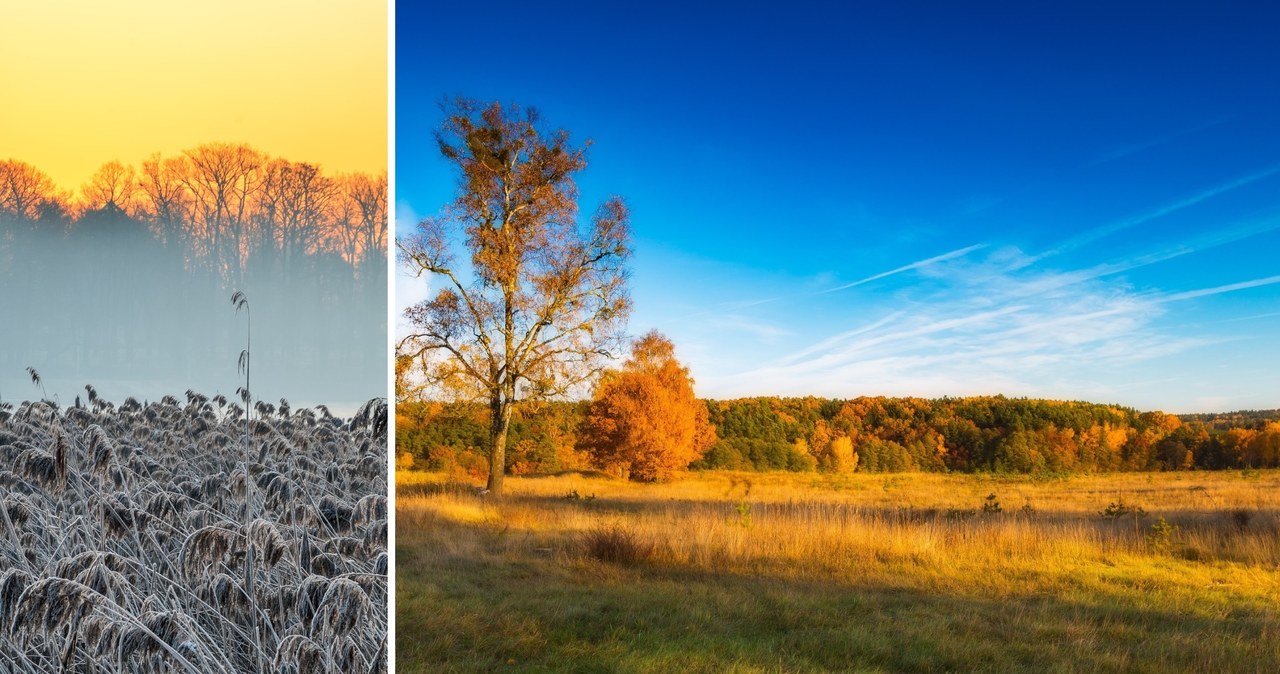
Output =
[{"x1": 579, "y1": 331, "x2": 716, "y2": 482}]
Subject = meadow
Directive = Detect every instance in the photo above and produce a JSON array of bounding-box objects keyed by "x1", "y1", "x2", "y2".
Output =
[
  {"x1": 0, "y1": 393, "x2": 388, "y2": 673},
  {"x1": 397, "y1": 468, "x2": 1280, "y2": 673}
]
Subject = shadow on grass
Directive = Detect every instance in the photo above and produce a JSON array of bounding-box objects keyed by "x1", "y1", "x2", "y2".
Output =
[{"x1": 396, "y1": 480, "x2": 480, "y2": 499}]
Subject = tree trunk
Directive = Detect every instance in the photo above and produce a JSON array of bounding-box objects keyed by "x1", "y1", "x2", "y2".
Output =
[{"x1": 487, "y1": 395, "x2": 513, "y2": 493}]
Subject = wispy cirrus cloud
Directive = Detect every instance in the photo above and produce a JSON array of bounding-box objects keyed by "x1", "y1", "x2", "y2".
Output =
[
  {"x1": 1019, "y1": 165, "x2": 1280, "y2": 266},
  {"x1": 708, "y1": 315, "x2": 796, "y2": 342},
  {"x1": 685, "y1": 244, "x2": 987, "y2": 317},
  {"x1": 686, "y1": 202, "x2": 1280, "y2": 404},
  {"x1": 669, "y1": 198, "x2": 1280, "y2": 410},
  {"x1": 1219, "y1": 311, "x2": 1280, "y2": 324},
  {"x1": 820, "y1": 244, "x2": 987, "y2": 294},
  {"x1": 1160, "y1": 274, "x2": 1280, "y2": 302},
  {"x1": 702, "y1": 242, "x2": 1260, "y2": 402}
]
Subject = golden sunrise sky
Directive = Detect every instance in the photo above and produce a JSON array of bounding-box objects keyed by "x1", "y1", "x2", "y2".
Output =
[{"x1": 0, "y1": 0, "x2": 387, "y2": 192}]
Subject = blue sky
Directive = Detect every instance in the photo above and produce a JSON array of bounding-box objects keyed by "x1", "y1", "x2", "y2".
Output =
[{"x1": 396, "y1": 1, "x2": 1280, "y2": 413}]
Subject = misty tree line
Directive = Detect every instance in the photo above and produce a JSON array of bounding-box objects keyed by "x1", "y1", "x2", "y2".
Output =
[
  {"x1": 397, "y1": 395, "x2": 1280, "y2": 477},
  {"x1": 0, "y1": 150, "x2": 386, "y2": 401}
]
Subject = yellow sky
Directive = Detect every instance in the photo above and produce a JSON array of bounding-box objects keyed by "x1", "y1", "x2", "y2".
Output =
[{"x1": 0, "y1": 0, "x2": 387, "y2": 193}]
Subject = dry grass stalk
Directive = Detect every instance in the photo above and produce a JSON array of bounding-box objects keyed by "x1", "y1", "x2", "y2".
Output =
[
  {"x1": 273, "y1": 633, "x2": 330, "y2": 674},
  {"x1": 2, "y1": 391, "x2": 388, "y2": 672}
]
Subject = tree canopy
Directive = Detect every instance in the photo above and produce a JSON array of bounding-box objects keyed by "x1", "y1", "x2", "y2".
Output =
[
  {"x1": 577, "y1": 331, "x2": 716, "y2": 481},
  {"x1": 399, "y1": 99, "x2": 631, "y2": 493}
]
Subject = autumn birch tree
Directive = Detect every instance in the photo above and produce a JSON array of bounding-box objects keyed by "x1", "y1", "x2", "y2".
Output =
[{"x1": 399, "y1": 99, "x2": 631, "y2": 494}]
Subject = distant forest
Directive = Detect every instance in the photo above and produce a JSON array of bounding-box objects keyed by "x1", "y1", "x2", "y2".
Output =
[
  {"x1": 397, "y1": 396, "x2": 1280, "y2": 477},
  {"x1": 0, "y1": 150, "x2": 386, "y2": 403}
]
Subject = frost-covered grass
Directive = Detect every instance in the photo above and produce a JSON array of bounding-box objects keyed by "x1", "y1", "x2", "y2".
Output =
[{"x1": 0, "y1": 393, "x2": 387, "y2": 673}]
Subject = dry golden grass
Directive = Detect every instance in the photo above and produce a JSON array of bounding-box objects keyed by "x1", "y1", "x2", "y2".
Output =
[{"x1": 398, "y1": 469, "x2": 1280, "y2": 673}]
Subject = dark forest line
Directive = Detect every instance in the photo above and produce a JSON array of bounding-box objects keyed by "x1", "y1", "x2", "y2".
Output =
[
  {"x1": 1, "y1": 151, "x2": 386, "y2": 404},
  {"x1": 397, "y1": 396, "x2": 1280, "y2": 478}
]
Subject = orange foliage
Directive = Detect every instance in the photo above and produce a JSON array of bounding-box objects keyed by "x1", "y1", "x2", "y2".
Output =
[{"x1": 578, "y1": 331, "x2": 716, "y2": 481}]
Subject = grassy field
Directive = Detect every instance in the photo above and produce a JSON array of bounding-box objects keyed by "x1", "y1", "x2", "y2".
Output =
[{"x1": 396, "y1": 469, "x2": 1280, "y2": 673}]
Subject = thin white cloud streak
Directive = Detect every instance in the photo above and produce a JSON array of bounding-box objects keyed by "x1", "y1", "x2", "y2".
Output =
[
  {"x1": 1022, "y1": 165, "x2": 1280, "y2": 265},
  {"x1": 681, "y1": 244, "x2": 986, "y2": 319},
  {"x1": 990, "y1": 213, "x2": 1280, "y2": 302},
  {"x1": 692, "y1": 212, "x2": 1280, "y2": 402},
  {"x1": 780, "y1": 311, "x2": 906, "y2": 365},
  {"x1": 1160, "y1": 275, "x2": 1280, "y2": 303},
  {"x1": 717, "y1": 297, "x2": 783, "y2": 310},
  {"x1": 774, "y1": 305, "x2": 1031, "y2": 378},
  {"x1": 711, "y1": 210, "x2": 1273, "y2": 326},
  {"x1": 703, "y1": 243, "x2": 1236, "y2": 403},
  {"x1": 1219, "y1": 311, "x2": 1280, "y2": 323},
  {"x1": 820, "y1": 244, "x2": 987, "y2": 293},
  {"x1": 709, "y1": 315, "x2": 796, "y2": 341}
]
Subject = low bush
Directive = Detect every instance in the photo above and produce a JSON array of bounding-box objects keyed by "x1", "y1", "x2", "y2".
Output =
[{"x1": 580, "y1": 525, "x2": 653, "y2": 565}]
